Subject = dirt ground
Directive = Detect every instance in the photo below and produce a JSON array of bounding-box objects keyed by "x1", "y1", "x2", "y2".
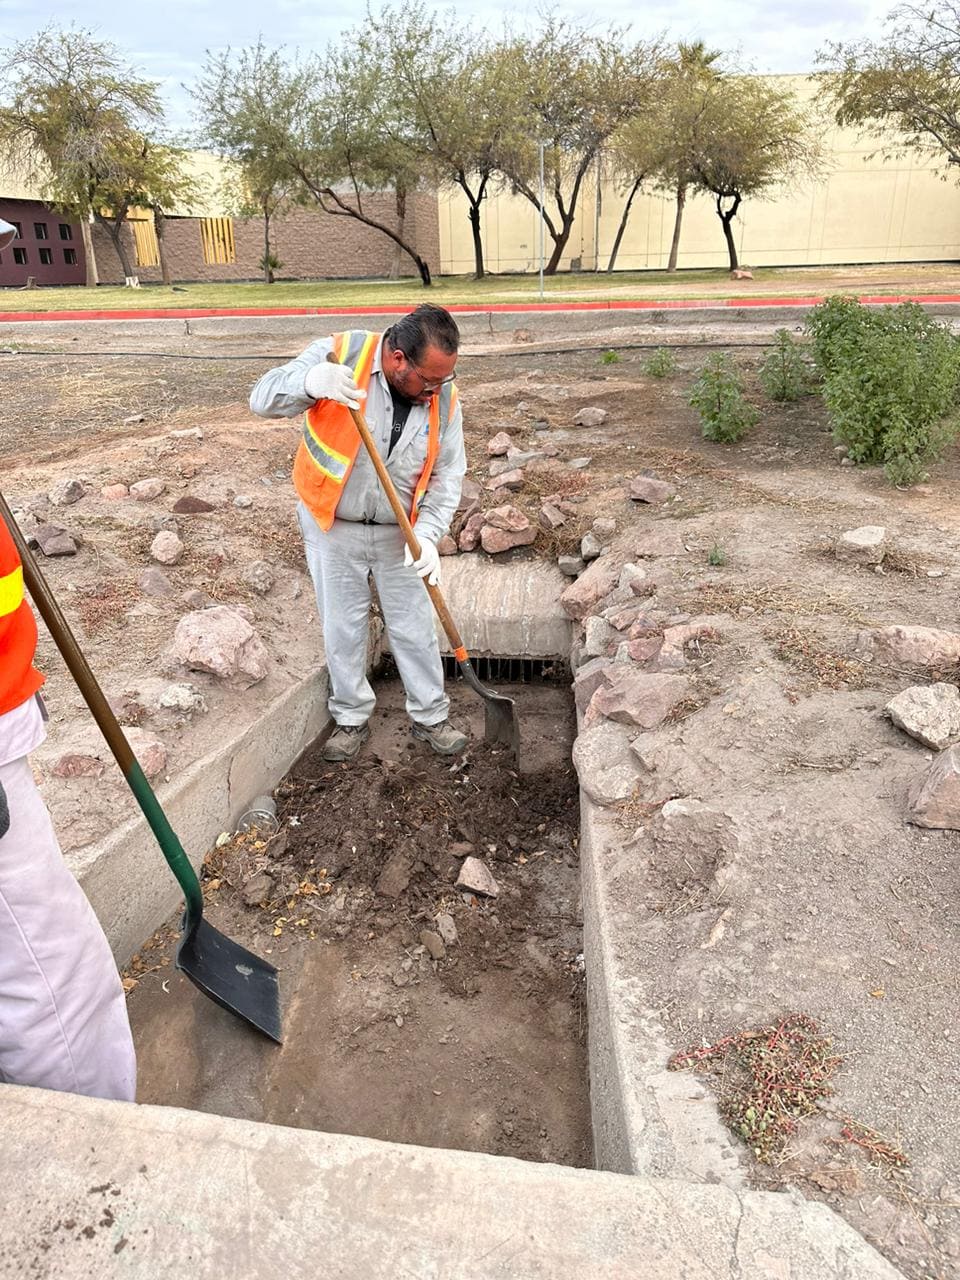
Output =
[
  {"x1": 4, "y1": 311, "x2": 960, "y2": 1277},
  {"x1": 127, "y1": 679, "x2": 590, "y2": 1167}
]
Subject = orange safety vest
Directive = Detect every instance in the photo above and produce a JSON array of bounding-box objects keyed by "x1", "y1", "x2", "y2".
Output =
[
  {"x1": 0, "y1": 517, "x2": 44, "y2": 717},
  {"x1": 292, "y1": 329, "x2": 459, "y2": 532}
]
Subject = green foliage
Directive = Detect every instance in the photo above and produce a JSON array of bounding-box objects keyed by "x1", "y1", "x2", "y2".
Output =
[
  {"x1": 759, "y1": 329, "x2": 810, "y2": 401},
  {"x1": 708, "y1": 542, "x2": 727, "y2": 566},
  {"x1": 688, "y1": 354, "x2": 758, "y2": 442},
  {"x1": 600, "y1": 349, "x2": 621, "y2": 365},
  {"x1": 642, "y1": 347, "x2": 677, "y2": 378},
  {"x1": 807, "y1": 298, "x2": 960, "y2": 485}
]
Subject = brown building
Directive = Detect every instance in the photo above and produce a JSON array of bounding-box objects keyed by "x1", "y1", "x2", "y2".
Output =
[{"x1": 0, "y1": 200, "x2": 85, "y2": 287}]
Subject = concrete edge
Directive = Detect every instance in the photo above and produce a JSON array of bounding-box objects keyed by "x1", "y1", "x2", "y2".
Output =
[{"x1": 0, "y1": 1084, "x2": 904, "y2": 1279}]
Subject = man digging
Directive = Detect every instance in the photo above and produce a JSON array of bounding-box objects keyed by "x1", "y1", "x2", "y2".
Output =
[{"x1": 251, "y1": 304, "x2": 468, "y2": 762}]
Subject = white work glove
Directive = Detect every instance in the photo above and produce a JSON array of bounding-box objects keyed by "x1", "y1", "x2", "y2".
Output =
[
  {"x1": 404, "y1": 537, "x2": 441, "y2": 587},
  {"x1": 303, "y1": 361, "x2": 366, "y2": 409}
]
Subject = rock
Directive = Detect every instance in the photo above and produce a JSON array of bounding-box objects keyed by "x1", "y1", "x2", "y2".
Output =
[
  {"x1": 108, "y1": 693, "x2": 146, "y2": 726},
  {"x1": 593, "y1": 517, "x2": 616, "y2": 540},
  {"x1": 130, "y1": 478, "x2": 165, "y2": 502},
  {"x1": 484, "y1": 505, "x2": 531, "y2": 533},
  {"x1": 138, "y1": 567, "x2": 176, "y2": 597},
  {"x1": 420, "y1": 929, "x2": 446, "y2": 961},
  {"x1": 150, "y1": 530, "x2": 184, "y2": 565},
  {"x1": 31, "y1": 523, "x2": 78, "y2": 557},
  {"x1": 241, "y1": 871, "x2": 275, "y2": 907},
  {"x1": 574, "y1": 407, "x2": 607, "y2": 427},
  {"x1": 513, "y1": 328, "x2": 533, "y2": 343},
  {"x1": 655, "y1": 621, "x2": 720, "y2": 671},
  {"x1": 588, "y1": 669, "x2": 692, "y2": 729},
  {"x1": 634, "y1": 529, "x2": 686, "y2": 558},
  {"x1": 155, "y1": 683, "x2": 207, "y2": 713},
  {"x1": 627, "y1": 636, "x2": 664, "y2": 664},
  {"x1": 181, "y1": 589, "x2": 212, "y2": 610},
  {"x1": 836, "y1": 526, "x2": 887, "y2": 566},
  {"x1": 486, "y1": 432, "x2": 513, "y2": 457},
  {"x1": 171, "y1": 606, "x2": 269, "y2": 684},
  {"x1": 540, "y1": 503, "x2": 566, "y2": 530},
  {"x1": 908, "y1": 746, "x2": 960, "y2": 829},
  {"x1": 605, "y1": 604, "x2": 643, "y2": 631},
  {"x1": 437, "y1": 535, "x2": 458, "y2": 556},
  {"x1": 456, "y1": 857, "x2": 499, "y2": 898},
  {"x1": 458, "y1": 511, "x2": 486, "y2": 552},
  {"x1": 170, "y1": 427, "x2": 203, "y2": 440},
  {"x1": 376, "y1": 853, "x2": 412, "y2": 899},
  {"x1": 618, "y1": 563, "x2": 647, "y2": 593},
  {"x1": 125, "y1": 729, "x2": 167, "y2": 779},
  {"x1": 856, "y1": 626, "x2": 960, "y2": 668},
  {"x1": 572, "y1": 719, "x2": 641, "y2": 806},
  {"x1": 504, "y1": 449, "x2": 546, "y2": 467},
  {"x1": 630, "y1": 475, "x2": 676, "y2": 504},
  {"x1": 567, "y1": 457, "x2": 592, "y2": 470},
  {"x1": 581, "y1": 532, "x2": 602, "y2": 562},
  {"x1": 457, "y1": 477, "x2": 482, "y2": 508},
  {"x1": 730, "y1": 268, "x2": 753, "y2": 280},
  {"x1": 560, "y1": 555, "x2": 620, "y2": 620},
  {"x1": 484, "y1": 469, "x2": 524, "y2": 491},
  {"x1": 435, "y1": 912, "x2": 458, "y2": 947},
  {"x1": 173, "y1": 495, "x2": 215, "y2": 514},
  {"x1": 489, "y1": 457, "x2": 524, "y2": 478},
  {"x1": 233, "y1": 495, "x2": 254, "y2": 509},
  {"x1": 100, "y1": 484, "x2": 129, "y2": 500},
  {"x1": 573, "y1": 657, "x2": 614, "y2": 713},
  {"x1": 242, "y1": 560, "x2": 275, "y2": 595},
  {"x1": 481, "y1": 523, "x2": 537, "y2": 554},
  {"x1": 886, "y1": 684, "x2": 960, "y2": 750},
  {"x1": 583, "y1": 615, "x2": 616, "y2": 659},
  {"x1": 49, "y1": 478, "x2": 85, "y2": 507},
  {"x1": 124, "y1": 413, "x2": 146, "y2": 425},
  {"x1": 558, "y1": 554, "x2": 585, "y2": 577},
  {"x1": 52, "y1": 753, "x2": 104, "y2": 779}
]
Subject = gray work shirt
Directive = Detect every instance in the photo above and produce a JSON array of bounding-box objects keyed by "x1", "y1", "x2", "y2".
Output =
[{"x1": 249, "y1": 333, "x2": 466, "y2": 546}]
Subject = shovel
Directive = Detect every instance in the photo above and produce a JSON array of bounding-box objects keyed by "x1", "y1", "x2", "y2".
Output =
[
  {"x1": 0, "y1": 493, "x2": 282, "y2": 1044},
  {"x1": 326, "y1": 353, "x2": 520, "y2": 762}
]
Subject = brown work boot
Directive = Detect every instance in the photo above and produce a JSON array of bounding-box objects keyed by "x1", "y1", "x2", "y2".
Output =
[
  {"x1": 411, "y1": 719, "x2": 468, "y2": 756},
  {"x1": 322, "y1": 722, "x2": 370, "y2": 762}
]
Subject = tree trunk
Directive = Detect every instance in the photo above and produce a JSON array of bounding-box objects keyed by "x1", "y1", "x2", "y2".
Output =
[
  {"x1": 667, "y1": 184, "x2": 686, "y2": 273},
  {"x1": 468, "y1": 201, "x2": 485, "y2": 279},
  {"x1": 154, "y1": 207, "x2": 172, "y2": 285},
  {"x1": 97, "y1": 214, "x2": 135, "y2": 280},
  {"x1": 717, "y1": 192, "x2": 742, "y2": 271},
  {"x1": 544, "y1": 213, "x2": 576, "y2": 275},
  {"x1": 607, "y1": 177, "x2": 643, "y2": 272},
  {"x1": 307, "y1": 182, "x2": 432, "y2": 286},
  {"x1": 263, "y1": 204, "x2": 274, "y2": 284},
  {"x1": 80, "y1": 216, "x2": 99, "y2": 287}
]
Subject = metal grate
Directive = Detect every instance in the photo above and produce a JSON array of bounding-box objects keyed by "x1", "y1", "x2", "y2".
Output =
[{"x1": 378, "y1": 653, "x2": 568, "y2": 684}]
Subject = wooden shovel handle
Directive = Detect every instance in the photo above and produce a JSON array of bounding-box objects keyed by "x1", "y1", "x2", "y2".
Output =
[{"x1": 324, "y1": 353, "x2": 468, "y2": 659}]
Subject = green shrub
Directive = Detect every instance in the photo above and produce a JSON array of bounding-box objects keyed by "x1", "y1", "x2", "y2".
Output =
[
  {"x1": 759, "y1": 329, "x2": 810, "y2": 402},
  {"x1": 643, "y1": 347, "x2": 677, "y2": 378},
  {"x1": 600, "y1": 349, "x2": 620, "y2": 365},
  {"x1": 708, "y1": 542, "x2": 726, "y2": 567},
  {"x1": 807, "y1": 298, "x2": 960, "y2": 485},
  {"x1": 688, "y1": 354, "x2": 758, "y2": 443}
]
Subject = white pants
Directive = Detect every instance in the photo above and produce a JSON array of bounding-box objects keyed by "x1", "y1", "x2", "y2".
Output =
[
  {"x1": 298, "y1": 505, "x2": 448, "y2": 727},
  {"x1": 0, "y1": 755, "x2": 136, "y2": 1101}
]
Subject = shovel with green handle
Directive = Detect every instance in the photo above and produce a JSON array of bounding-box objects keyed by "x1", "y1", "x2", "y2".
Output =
[{"x1": 0, "y1": 492, "x2": 282, "y2": 1044}]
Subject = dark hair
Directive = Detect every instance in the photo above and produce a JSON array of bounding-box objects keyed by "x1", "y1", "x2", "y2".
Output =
[{"x1": 385, "y1": 304, "x2": 459, "y2": 362}]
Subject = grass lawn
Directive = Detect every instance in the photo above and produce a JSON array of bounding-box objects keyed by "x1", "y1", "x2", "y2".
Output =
[{"x1": 1, "y1": 264, "x2": 958, "y2": 312}]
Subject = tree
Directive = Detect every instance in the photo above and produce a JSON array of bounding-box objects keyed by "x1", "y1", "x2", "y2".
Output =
[
  {"x1": 689, "y1": 77, "x2": 823, "y2": 270},
  {"x1": 196, "y1": 43, "x2": 294, "y2": 284},
  {"x1": 369, "y1": 4, "x2": 523, "y2": 279},
  {"x1": 0, "y1": 25, "x2": 165, "y2": 286},
  {"x1": 818, "y1": 2, "x2": 960, "y2": 170},
  {"x1": 606, "y1": 113, "x2": 661, "y2": 271},
  {"x1": 495, "y1": 17, "x2": 663, "y2": 275}
]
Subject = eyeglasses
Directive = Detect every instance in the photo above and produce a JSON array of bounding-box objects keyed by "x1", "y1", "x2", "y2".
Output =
[{"x1": 404, "y1": 353, "x2": 456, "y2": 393}]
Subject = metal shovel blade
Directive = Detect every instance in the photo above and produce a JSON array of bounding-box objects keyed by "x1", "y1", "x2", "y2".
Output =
[
  {"x1": 459, "y1": 659, "x2": 520, "y2": 762},
  {"x1": 176, "y1": 919, "x2": 282, "y2": 1044}
]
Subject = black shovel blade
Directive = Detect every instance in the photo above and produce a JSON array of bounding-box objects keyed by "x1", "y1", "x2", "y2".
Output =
[
  {"x1": 459, "y1": 661, "x2": 521, "y2": 762},
  {"x1": 176, "y1": 919, "x2": 282, "y2": 1044}
]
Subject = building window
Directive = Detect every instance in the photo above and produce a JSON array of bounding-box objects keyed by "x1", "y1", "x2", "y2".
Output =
[
  {"x1": 132, "y1": 218, "x2": 160, "y2": 267},
  {"x1": 59, "y1": 223, "x2": 73, "y2": 240},
  {"x1": 200, "y1": 216, "x2": 236, "y2": 265},
  {"x1": 11, "y1": 222, "x2": 21, "y2": 240},
  {"x1": 64, "y1": 248, "x2": 77, "y2": 265},
  {"x1": 13, "y1": 247, "x2": 27, "y2": 264},
  {"x1": 34, "y1": 222, "x2": 48, "y2": 240},
  {"x1": 39, "y1": 247, "x2": 52, "y2": 265}
]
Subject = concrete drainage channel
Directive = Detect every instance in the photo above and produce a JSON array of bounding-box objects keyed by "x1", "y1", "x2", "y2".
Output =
[{"x1": 3, "y1": 556, "x2": 902, "y2": 1278}]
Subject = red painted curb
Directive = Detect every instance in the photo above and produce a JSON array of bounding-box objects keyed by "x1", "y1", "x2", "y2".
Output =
[{"x1": 0, "y1": 294, "x2": 959, "y2": 323}]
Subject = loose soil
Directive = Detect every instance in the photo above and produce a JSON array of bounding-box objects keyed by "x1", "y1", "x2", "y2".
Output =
[
  {"x1": 5, "y1": 309, "x2": 960, "y2": 1277},
  {"x1": 127, "y1": 679, "x2": 591, "y2": 1167}
]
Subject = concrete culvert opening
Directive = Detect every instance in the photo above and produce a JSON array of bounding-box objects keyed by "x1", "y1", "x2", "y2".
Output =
[{"x1": 127, "y1": 663, "x2": 591, "y2": 1167}]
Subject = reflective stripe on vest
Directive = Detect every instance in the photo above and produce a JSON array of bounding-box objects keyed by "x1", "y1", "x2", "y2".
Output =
[
  {"x1": 0, "y1": 563, "x2": 24, "y2": 618},
  {"x1": 294, "y1": 330, "x2": 457, "y2": 533}
]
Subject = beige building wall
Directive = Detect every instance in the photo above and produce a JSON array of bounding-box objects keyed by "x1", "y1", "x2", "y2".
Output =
[{"x1": 438, "y1": 75, "x2": 960, "y2": 275}]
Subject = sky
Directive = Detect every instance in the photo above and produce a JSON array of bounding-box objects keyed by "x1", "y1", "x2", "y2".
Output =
[{"x1": 0, "y1": 0, "x2": 895, "y2": 132}]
